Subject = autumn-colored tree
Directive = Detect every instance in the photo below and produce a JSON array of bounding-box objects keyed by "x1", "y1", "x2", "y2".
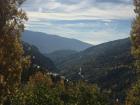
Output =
[
  {"x1": 125, "y1": 0, "x2": 140, "y2": 105},
  {"x1": 131, "y1": 0, "x2": 140, "y2": 74},
  {"x1": 125, "y1": 80, "x2": 140, "y2": 105},
  {"x1": 28, "y1": 71, "x2": 53, "y2": 87},
  {"x1": 0, "y1": 0, "x2": 29, "y2": 104},
  {"x1": 11, "y1": 72, "x2": 109, "y2": 105}
]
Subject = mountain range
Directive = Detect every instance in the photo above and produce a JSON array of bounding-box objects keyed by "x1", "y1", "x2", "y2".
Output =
[
  {"x1": 55, "y1": 38, "x2": 133, "y2": 77},
  {"x1": 22, "y1": 29, "x2": 135, "y2": 102},
  {"x1": 46, "y1": 38, "x2": 135, "y2": 102},
  {"x1": 22, "y1": 30, "x2": 92, "y2": 54},
  {"x1": 21, "y1": 42, "x2": 56, "y2": 83}
]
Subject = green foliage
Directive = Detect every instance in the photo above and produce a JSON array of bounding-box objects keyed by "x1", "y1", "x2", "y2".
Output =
[
  {"x1": 10, "y1": 72, "x2": 109, "y2": 105},
  {"x1": 125, "y1": 81, "x2": 140, "y2": 105},
  {"x1": 0, "y1": 0, "x2": 28, "y2": 104},
  {"x1": 21, "y1": 42, "x2": 56, "y2": 83},
  {"x1": 131, "y1": 0, "x2": 140, "y2": 74},
  {"x1": 0, "y1": 1, "x2": 109, "y2": 105},
  {"x1": 125, "y1": 0, "x2": 140, "y2": 105},
  {"x1": 53, "y1": 38, "x2": 134, "y2": 103}
]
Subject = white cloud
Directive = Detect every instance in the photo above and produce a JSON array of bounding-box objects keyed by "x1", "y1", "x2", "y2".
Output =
[
  {"x1": 22, "y1": 0, "x2": 134, "y2": 21},
  {"x1": 22, "y1": 0, "x2": 134, "y2": 44}
]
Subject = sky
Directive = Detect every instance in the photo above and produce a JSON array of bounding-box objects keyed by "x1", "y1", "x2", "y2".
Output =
[{"x1": 21, "y1": 0, "x2": 135, "y2": 45}]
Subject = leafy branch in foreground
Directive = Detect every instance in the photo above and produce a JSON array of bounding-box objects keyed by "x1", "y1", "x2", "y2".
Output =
[
  {"x1": 125, "y1": 0, "x2": 140, "y2": 105},
  {"x1": 0, "y1": 0, "x2": 29, "y2": 104}
]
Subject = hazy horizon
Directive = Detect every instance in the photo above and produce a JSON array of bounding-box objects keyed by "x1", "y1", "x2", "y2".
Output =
[
  {"x1": 25, "y1": 29, "x2": 131, "y2": 45},
  {"x1": 21, "y1": 0, "x2": 134, "y2": 45}
]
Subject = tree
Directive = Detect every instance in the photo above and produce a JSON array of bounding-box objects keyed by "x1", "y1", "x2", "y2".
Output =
[
  {"x1": 131, "y1": 0, "x2": 140, "y2": 75},
  {"x1": 125, "y1": 0, "x2": 140, "y2": 105},
  {"x1": 10, "y1": 71, "x2": 110, "y2": 105},
  {"x1": 0, "y1": 0, "x2": 29, "y2": 104},
  {"x1": 125, "y1": 80, "x2": 140, "y2": 105}
]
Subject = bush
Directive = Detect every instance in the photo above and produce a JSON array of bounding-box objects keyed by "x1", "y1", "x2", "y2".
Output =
[
  {"x1": 10, "y1": 72, "x2": 109, "y2": 105},
  {"x1": 125, "y1": 80, "x2": 140, "y2": 105}
]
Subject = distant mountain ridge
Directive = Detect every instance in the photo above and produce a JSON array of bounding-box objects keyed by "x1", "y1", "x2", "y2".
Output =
[
  {"x1": 46, "y1": 50, "x2": 78, "y2": 66},
  {"x1": 51, "y1": 38, "x2": 135, "y2": 102},
  {"x1": 22, "y1": 30, "x2": 92, "y2": 54},
  {"x1": 56, "y1": 38, "x2": 133, "y2": 79},
  {"x1": 23, "y1": 42, "x2": 56, "y2": 71},
  {"x1": 21, "y1": 42, "x2": 57, "y2": 83}
]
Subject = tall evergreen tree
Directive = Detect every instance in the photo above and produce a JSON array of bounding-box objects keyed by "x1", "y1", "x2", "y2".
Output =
[
  {"x1": 0, "y1": 0, "x2": 29, "y2": 104},
  {"x1": 125, "y1": 0, "x2": 140, "y2": 105},
  {"x1": 131, "y1": 0, "x2": 140, "y2": 74}
]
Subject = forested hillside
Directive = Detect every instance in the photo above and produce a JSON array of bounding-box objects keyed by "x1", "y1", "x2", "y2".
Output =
[
  {"x1": 21, "y1": 42, "x2": 56, "y2": 83},
  {"x1": 125, "y1": 0, "x2": 140, "y2": 104},
  {"x1": 46, "y1": 50, "x2": 77, "y2": 66},
  {"x1": 51, "y1": 38, "x2": 136, "y2": 103},
  {"x1": 0, "y1": 1, "x2": 110, "y2": 105},
  {"x1": 0, "y1": 0, "x2": 140, "y2": 105},
  {"x1": 55, "y1": 38, "x2": 133, "y2": 79}
]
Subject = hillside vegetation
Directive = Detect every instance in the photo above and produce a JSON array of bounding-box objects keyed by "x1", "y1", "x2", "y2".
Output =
[
  {"x1": 51, "y1": 38, "x2": 136, "y2": 103},
  {"x1": 0, "y1": 0, "x2": 140, "y2": 105}
]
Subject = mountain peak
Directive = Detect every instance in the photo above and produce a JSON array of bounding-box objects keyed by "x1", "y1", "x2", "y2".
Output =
[{"x1": 22, "y1": 30, "x2": 92, "y2": 53}]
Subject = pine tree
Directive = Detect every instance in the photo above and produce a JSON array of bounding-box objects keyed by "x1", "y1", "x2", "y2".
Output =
[
  {"x1": 125, "y1": 0, "x2": 140, "y2": 105},
  {"x1": 125, "y1": 80, "x2": 140, "y2": 105},
  {"x1": 131, "y1": 0, "x2": 140, "y2": 75},
  {"x1": 0, "y1": 0, "x2": 29, "y2": 104}
]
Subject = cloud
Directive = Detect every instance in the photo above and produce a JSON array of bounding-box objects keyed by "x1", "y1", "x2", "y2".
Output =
[
  {"x1": 22, "y1": 0, "x2": 134, "y2": 44},
  {"x1": 25, "y1": 19, "x2": 131, "y2": 44},
  {"x1": 22, "y1": 0, "x2": 134, "y2": 21},
  {"x1": 95, "y1": 0, "x2": 132, "y2": 4}
]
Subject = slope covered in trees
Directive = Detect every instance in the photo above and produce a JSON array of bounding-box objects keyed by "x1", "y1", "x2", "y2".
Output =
[
  {"x1": 23, "y1": 42, "x2": 56, "y2": 71},
  {"x1": 55, "y1": 38, "x2": 133, "y2": 80},
  {"x1": 125, "y1": 0, "x2": 140, "y2": 105},
  {"x1": 21, "y1": 42, "x2": 57, "y2": 83},
  {"x1": 0, "y1": 1, "x2": 110, "y2": 105},
  {"x1": 1, "y1": 0, "x2": 139, "y2": 105},
  {"x1": 11, "y1": 71, "x2": 110, "y2": 105},
  {"x1": 46, "y1": 50, "x2": 78, "y2": 66},
  {"x1": 51, "y1": 38, "x2": 135, "y2": 103}
]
